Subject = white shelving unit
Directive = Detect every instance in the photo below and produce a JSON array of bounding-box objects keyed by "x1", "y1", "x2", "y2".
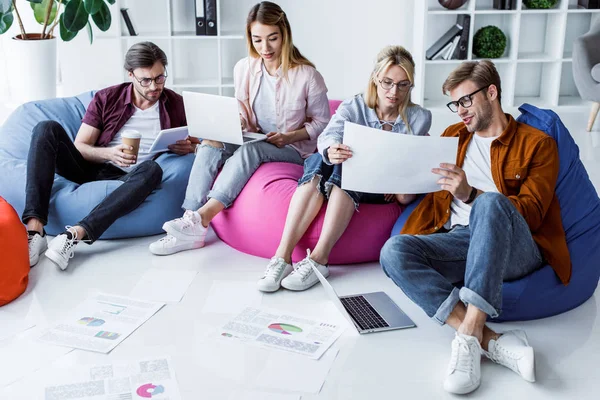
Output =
[
  {"x1": 413, "y1": 0, "x2": 600, "y2": 110},
  {"x1": 96, "y1": 0, "x2": 250, "y2": 97}
]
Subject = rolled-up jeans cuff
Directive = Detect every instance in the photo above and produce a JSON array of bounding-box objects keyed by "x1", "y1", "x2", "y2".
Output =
[
  {"x1": 433, "y1": 287, "x2": 461, "y2": 326},
  {"x1": 182, "y1": 199, "x2": 203, "y2": 211},
  {"x1": 207, "y1": 190, "x2": 231, "y2": 209},
  {"x1": 459, "y1": 287, "x2": 499, "y2": 318}
]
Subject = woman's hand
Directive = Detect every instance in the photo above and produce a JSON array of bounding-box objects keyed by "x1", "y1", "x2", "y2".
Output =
[
  {"x1": 327, "y1": 143, "x2": 352, "y2": 164},
  {"x1": 395, "y1": 193, "x2": 417, "y2": 205},
  {"x1": 200, "y1": 139, "x2": 224, "y2": 149},
  {"x1": 168, "y1": 139, "x2": 195, "y2": 155},
  {"x1": 240, "y1": 117, "x2": 247, "y2": 131},
  {"x1": 266, "y1": 132, "x2": 290, "y2": 148}
]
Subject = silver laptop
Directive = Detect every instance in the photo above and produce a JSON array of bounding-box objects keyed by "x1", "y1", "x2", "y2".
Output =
[
  {"x1": 182, "y1": 91, "x2": 267, "y2": 146},
  {"x1": 311, "y1": 265, "x2": 416, "y2": 334}
]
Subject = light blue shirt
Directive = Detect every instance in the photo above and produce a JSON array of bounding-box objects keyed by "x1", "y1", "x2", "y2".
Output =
[{"x1": 317, "y1": 94, "x2": 432, "y2": 164}]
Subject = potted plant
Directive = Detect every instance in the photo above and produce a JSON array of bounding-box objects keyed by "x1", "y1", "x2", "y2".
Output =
[
  {"x1": 0, "y1": 0, "x2": 115, "y2": 104},
  {"x1": 473, "y1": 26, "x2": 507, "y2": 59}
]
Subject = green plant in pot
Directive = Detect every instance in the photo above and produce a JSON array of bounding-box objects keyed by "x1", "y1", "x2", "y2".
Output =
[
  {"x1": 522, "y1": 0, "x2": 558, "y2": 9},
  {"x1": 473, "y1": 26, "x2": 507, "y2": 59},
  {"x1": 0, "y1": 0, "x2": 115, "y2": 42}
]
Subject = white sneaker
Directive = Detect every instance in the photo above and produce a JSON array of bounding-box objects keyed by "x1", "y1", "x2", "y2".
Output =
[
  {"x1": 281, "y1": 250, "x2": 329, "y2": 291},
  {"x1": 28, "y1": 231, "x2": 47, "y2": 267},
  {"x1": 149, "y1": 234, "x2": 204, "y2": 255},
  {"x1": 486, "y1": 330, "x2": 535, "y2": 382},
  {"x1": 163, "y1": 210, "x2": 208, "y2": 244},
  {"x1": 45, "y1": 227, "x2": 79, "y2": 271},
  {"x1": 444, "y1": 333, "x2": 482, "y2": 394},
  {"x1": 257, "y1": 257, "x2": 293, "y2": 292}
]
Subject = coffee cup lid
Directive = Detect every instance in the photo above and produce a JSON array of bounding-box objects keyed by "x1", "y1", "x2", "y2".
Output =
[{"x1": 122, "y1": 130, "x2": 142, "y2": 139}]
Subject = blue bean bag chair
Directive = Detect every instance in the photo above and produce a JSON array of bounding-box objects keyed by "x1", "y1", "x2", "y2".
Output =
[
  {"x1": 391, "y1": 104, "x2": 600, "y2": 321},
  {"x1": 0, "y1": 92, "x2": 194, "y2": 239}
]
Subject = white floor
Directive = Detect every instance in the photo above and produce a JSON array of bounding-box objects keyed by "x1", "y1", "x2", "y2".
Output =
[{"x1": 1, "y1": 107, "x2": 600, "y2": 399}]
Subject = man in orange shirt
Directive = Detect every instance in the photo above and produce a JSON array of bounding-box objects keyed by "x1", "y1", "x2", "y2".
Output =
[{"x1": 380, "y1": 60, "x2": 570, "y2": 395}]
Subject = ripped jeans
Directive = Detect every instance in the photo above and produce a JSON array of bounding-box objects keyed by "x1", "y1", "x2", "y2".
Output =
[{"x1": 298, "y1": 152, "x2": 391, "y2": 209}]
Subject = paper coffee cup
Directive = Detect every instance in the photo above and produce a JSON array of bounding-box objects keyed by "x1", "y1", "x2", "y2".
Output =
[{"x1": 121, "y1": 130, "x2": 141, "y2": 162}]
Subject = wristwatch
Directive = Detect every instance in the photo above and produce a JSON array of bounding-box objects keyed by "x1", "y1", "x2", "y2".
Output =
[{"x1": 463, "y1": 186, "x2": 478, "y2": 205}]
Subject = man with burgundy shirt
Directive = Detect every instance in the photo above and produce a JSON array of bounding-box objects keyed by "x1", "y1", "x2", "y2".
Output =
[
  {"x1": 24, "y1": 42, "x2": 195, "y2": 271},
  {"x1": 380, "y1": 61, "x2": 571, "y2": 394}
]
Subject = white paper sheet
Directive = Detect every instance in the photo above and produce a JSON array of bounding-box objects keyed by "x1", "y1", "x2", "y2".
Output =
[
  {"x1": 43, "y1": 357, "x2": 181, "y2": 400},
  {"x1": 130, "y1": 269, "x2": 198, "y2": 303},
  {"x1": 38, "y1": 293, "x2": 164, "y2": 353},
  {"x1": 255, "y1": 348, "x2": 339, "y2": 394},
  {"x1": 0, "y1": 328, "x2": 73, "y2": 388},
  {"x1": 341, "y1": 121, "x2": 459, "y2": 194},
  {"x1": 201, "y1": 280, "x2": 263, "y2": 314},
  {"x1": 219, "y1": 307, "x2": 345, "y2": 359},
  {"x1": 0, "y1": 318, "x2": 35, "y2": 341}
]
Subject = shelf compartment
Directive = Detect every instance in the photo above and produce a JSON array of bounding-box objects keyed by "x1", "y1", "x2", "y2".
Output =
[
  {"x1": 121, "y1": 0, "x2": 170, "y2": 36},
  {"x1": 171, "y1": 40, "x2": 219, "y2": 87},
  {"x1": 567, "y1": 0, "x2": 600, "y2": 10},
  {"x1": 475, "y1": 0, "x2": 515, "y2": 11},
  {"x1": 425, "y1": 14, "x2": 469, "y2": 61},
  {"x1": 170, "y1": 0, "x2": 196, "y2": 35},
  {"x1": 514, "y1": 62, "x2": 561, "y2": 107},
  {"x1": 221, "y1": 40, "x2": 248, "y2": 86},
  {"x1": 517, "y1": 13, "x2": 565, "y2": 60},
  {"x1": 472, "y1": 13, "x2": 517, "y2": 59},
  {"x1": 558, "y1": 61, "x2": 582, "y2": 106},
  {"x1": 563, "y1": 13, "x2": 593, "y2": 58}
]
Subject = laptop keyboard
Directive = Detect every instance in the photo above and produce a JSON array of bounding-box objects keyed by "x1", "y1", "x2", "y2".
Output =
[{"x1": 340, "y1": 295, "x2": 390, "y2": 331}]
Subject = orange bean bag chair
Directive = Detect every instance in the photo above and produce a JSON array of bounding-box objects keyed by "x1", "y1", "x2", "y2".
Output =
[{"x1": 0, "y1": 197, "x2": 29, "y2": 306}]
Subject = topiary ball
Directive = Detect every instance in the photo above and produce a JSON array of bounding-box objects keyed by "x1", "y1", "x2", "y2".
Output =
[
  {"x1": 438, "y1": 0, "x2": 469, "y2": 9},
  {"x1": 523, "y1": 0, "x2": 558, "y2": 9},
  {"x1": 473, "y1": 26, "x2": 507, "y2": 59}
]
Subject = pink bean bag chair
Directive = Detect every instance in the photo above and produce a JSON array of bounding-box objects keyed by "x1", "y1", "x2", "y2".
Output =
[
  {"x1": 211, "y1": 162, "x2": 401, "y2": 264},
  {"x1": 211, "y1": 99, "x2": 401, "y2": 264}
]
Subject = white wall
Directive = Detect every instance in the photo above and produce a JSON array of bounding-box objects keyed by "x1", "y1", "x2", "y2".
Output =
[{"x1": 0, "y1": 0, "x2": 416, "y2": 101}]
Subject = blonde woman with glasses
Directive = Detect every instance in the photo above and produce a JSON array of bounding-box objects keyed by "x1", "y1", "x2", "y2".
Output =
[
  {"x1": 257, "y1": 45, "x2": 432, "y2": 292},
  {"x1": 149, "y1": 1, "x2": 330, "y2": 255}
]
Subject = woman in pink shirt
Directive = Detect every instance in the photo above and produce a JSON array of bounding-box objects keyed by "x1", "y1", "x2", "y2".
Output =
[{"x1": 150, "y1": 1, "x2": 330, "y2": 255}]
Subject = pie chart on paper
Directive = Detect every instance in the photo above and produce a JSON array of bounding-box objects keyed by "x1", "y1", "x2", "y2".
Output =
[{"x1": 268, "y1": 323, "x2": 303, "y2": 335}]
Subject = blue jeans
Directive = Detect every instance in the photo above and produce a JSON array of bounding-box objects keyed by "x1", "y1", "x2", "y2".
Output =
[
  {"x1": 380, "y1": 192, "x2": 543, "y2": 325},
  {"x1": 298, "y1": 153, "x2": 391, "y2": 209},
  {"x1": 183, "y1": 141, "x2": 303, "y2": 210},
  {"x1": 22, "y1": 121, "x2": 163, "y2": 243}
]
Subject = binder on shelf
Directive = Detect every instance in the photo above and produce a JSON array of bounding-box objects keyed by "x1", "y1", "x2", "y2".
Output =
[
  {"x1": 444, "y1": 35, "x2": 461, "y2": 60},
  {"x1": 451, "y1": 14, "x2": 470, "y2": 60},
  {"x1": 120, "y1": 8, "x2": 137, "y2": 36},
  {"x1": 493, "y1": 0, "x2": 514, "y2": 9},
  {"x1": 426, "y1": 23, "x2": 462, "y2": 60},
  {"x1": 195, "y1": 0, "x2": 206, "y2": 35},
  {"x1": 205, "y1": 0, "x2": 217, "y2": 36}
]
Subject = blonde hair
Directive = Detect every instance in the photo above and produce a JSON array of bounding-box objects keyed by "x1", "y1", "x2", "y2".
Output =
[
  {"x1": 246, "y1": 2, "x2": 315, "y2": 78},
  {"x1": 442, "y1": 60, "x2": 502, "y2": 103},
  {"x1": 364, "y1": 45, "x2": 416, "y2": 133}
]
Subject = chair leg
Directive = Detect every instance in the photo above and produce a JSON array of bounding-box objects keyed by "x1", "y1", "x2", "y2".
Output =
[{"x1": 588, "y1": 102, "x2": 600, "y2": 132}]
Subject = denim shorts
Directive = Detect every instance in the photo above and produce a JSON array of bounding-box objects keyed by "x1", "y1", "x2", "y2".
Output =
[{"x1": 297, "y1": 152, "x2": 391, "y2": 209}]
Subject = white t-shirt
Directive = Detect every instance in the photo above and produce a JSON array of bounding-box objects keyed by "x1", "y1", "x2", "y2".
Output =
[
  {"x1": 252, "y1": 63, "x2": 278, "y2": 134},
  {"x1": 445, "y1": 134, "x2": 500, "y2": 228},
  {"x1": 108, "y1": 101, "x2": 161, "y2": 170}
]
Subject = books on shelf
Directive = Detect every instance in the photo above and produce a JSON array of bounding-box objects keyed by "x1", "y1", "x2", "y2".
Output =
[
  {"x1": 493, "y1": 0, "x2": 514, "y2": 10},
  {"x1": 426, "y1": 14, "x2": 470, "y2": 61},
  {"x1": 195, "y1": 0, "x2": 218, "y2": 36},
  {"x1": 120, "y1": 8, "x2": 137, "y2": 36}
]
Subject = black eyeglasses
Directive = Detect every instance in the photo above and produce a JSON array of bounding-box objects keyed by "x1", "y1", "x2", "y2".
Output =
[
  {"x1": 132, "y1": 69, "x2": 168, "y2": 87},
  {"x1": 446, "y1": 85, "x2": 490, "y2": 113},
  {"x1": 379, "y1": 78, "x2": 413, "y2": 92}
]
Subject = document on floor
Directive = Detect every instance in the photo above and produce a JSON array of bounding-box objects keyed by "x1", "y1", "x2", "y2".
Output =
[
  {"x1": 0, "y1": 328, "x2": 74, "y2": 388},
  {"x1": 38, "y1": 293, "x2": 164, "y2": 353},
  {"x1": 341, "y1": 121, "x2": 459, "y2": 194},
  {"x1": 43, "y1": 357, "x2": 181, "y2": 400},
  {"x1": 255, "y1": 347, "x2": 339, "y2": 394},
  {"x1": 219, "y1": 307, "x2": 345, "y2": 359},
  {"x1": 201, "y1": 280, "x2": 263, "y2": 314},
  {"x1": 130, "y1": 268, "x2": 198, "y2": 303}
]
